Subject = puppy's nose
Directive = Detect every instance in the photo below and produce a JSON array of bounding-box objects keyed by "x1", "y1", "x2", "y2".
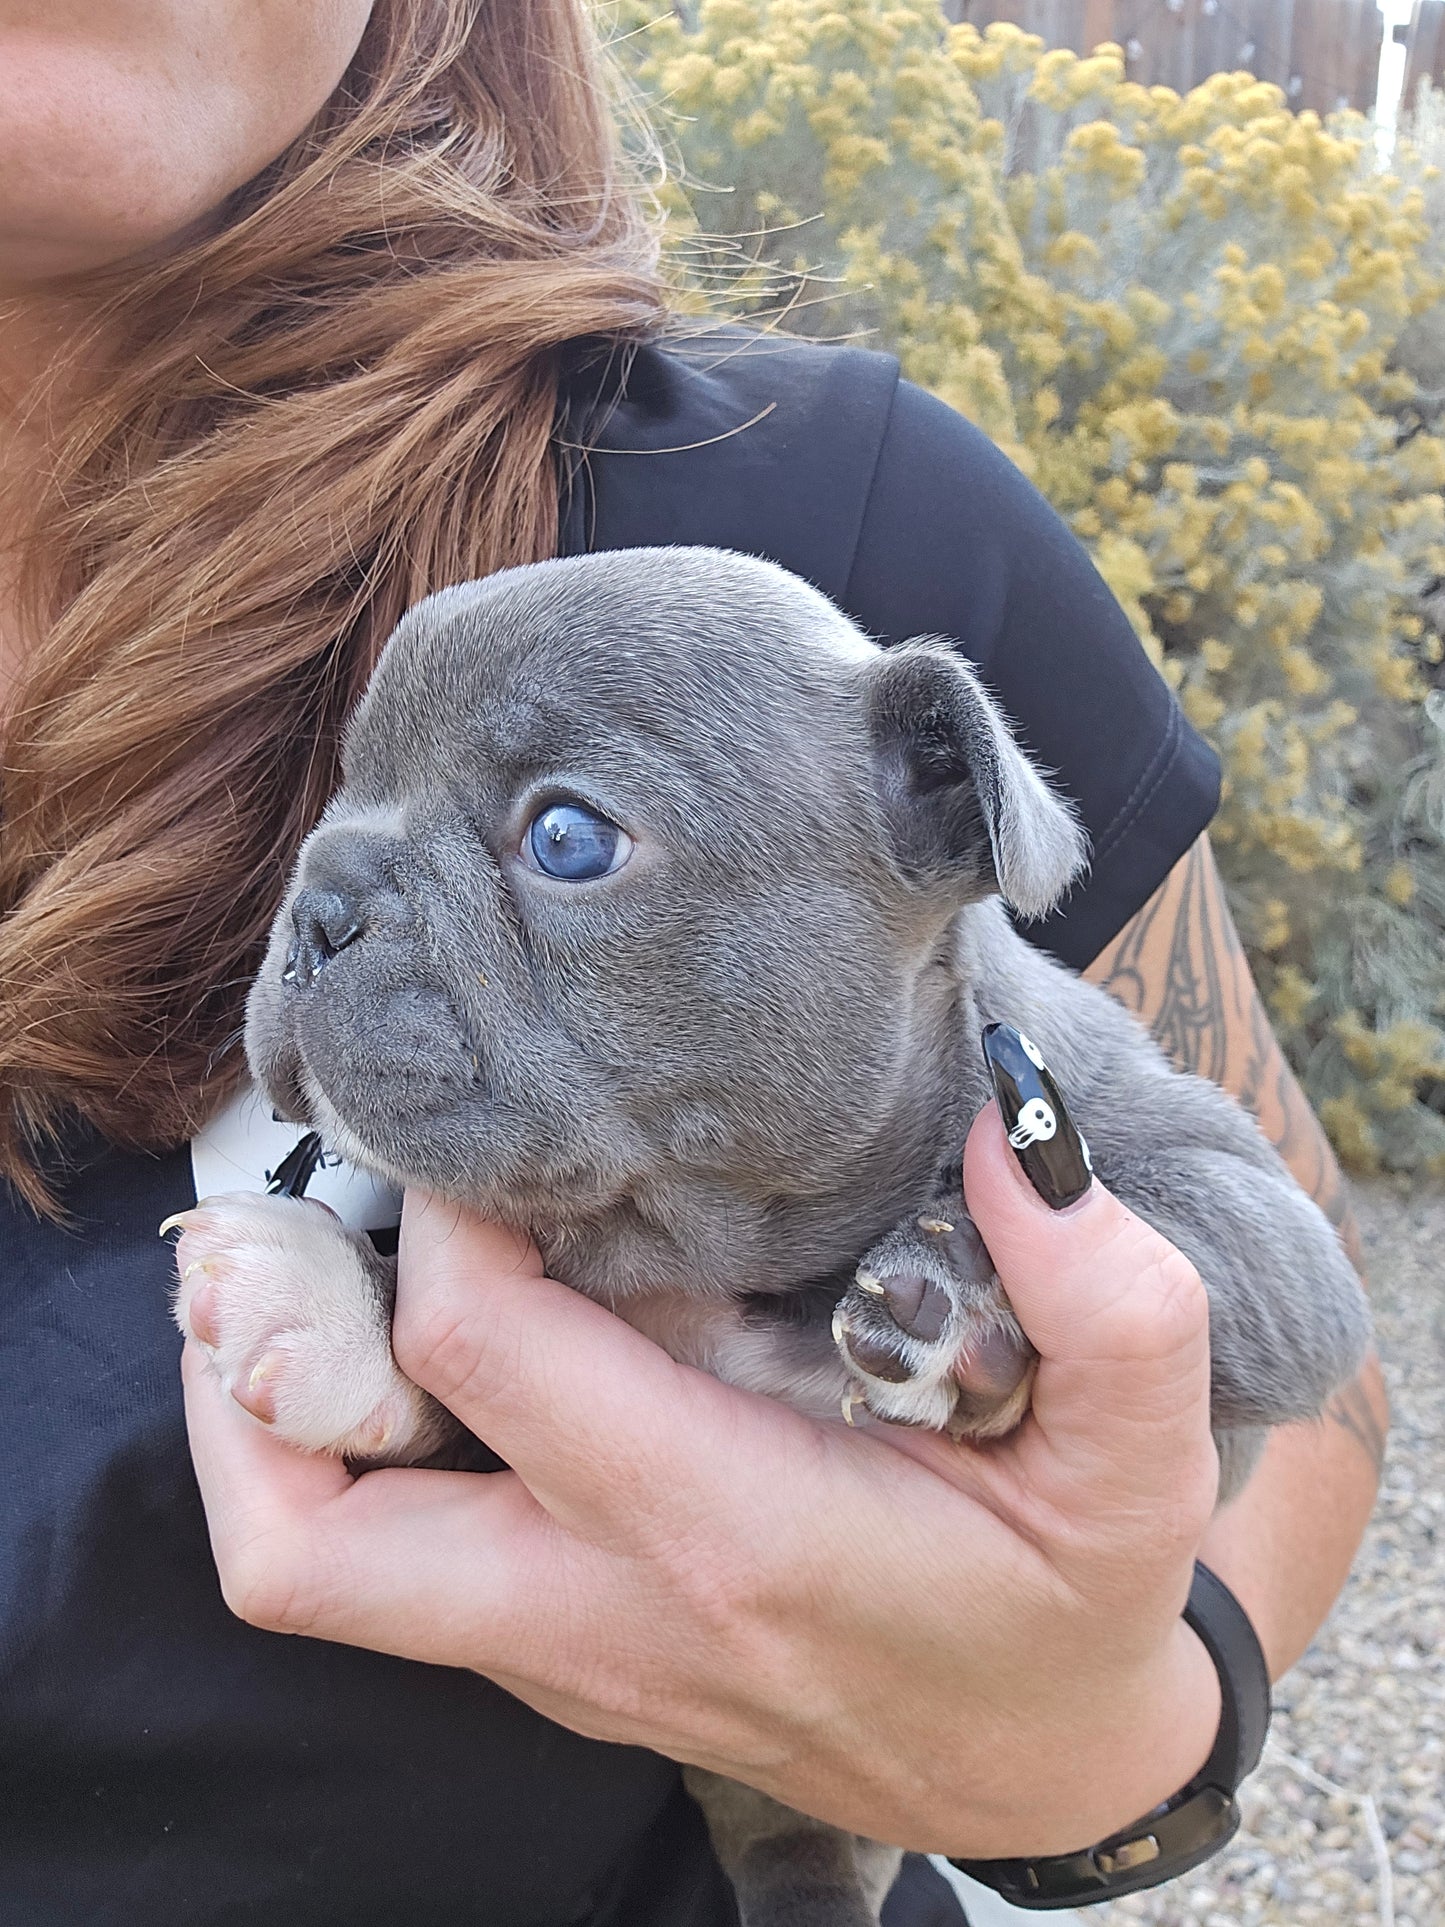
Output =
[{"x1": 283, "y1": 887, "x2": 366, "y2": 988}]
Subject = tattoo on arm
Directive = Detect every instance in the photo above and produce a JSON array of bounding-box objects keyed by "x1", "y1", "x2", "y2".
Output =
[
  {"x1": 1085, "y1": 836, "x2": 1363, "y2": 1272},
  {"x1": 1086, "y1": 837, "x2": 1239, "y2": 1083},
  {"x1": 1087, "y1": 836, "x2": 1382, "y2": 1481},
  {"x1": 1324, "y1": 1377, "x2": 1387, "y2": 1477},
  {"x1": 1087, "y1": 835, "x2": 1384, "y2": 1480}
]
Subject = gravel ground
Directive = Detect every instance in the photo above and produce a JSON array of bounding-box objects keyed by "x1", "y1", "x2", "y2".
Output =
[{"x1": 1094, "y1": 1180, "x2": 1444, "y2": 1927}]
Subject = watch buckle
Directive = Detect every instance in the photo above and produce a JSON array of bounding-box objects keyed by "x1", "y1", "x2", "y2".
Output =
[{"x1": 1095, "y1": 1833, "x2": 1161, "y2": 1875}]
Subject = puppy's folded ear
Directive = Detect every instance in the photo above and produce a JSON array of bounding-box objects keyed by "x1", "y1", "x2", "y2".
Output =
[{"x1": 865, "y1": 640, "x2": 1088, "y2": 918}]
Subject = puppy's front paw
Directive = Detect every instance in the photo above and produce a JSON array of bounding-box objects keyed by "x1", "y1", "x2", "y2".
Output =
[
  {"x1": 834, "y1": 1212, "x2": 1036, "y2": 1441},
  {"x1": 168, "y1": 1191, "x2": 448, "y2": 1463}
]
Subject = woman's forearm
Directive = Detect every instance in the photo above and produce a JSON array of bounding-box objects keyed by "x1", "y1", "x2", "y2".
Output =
[
  {"x1": 1084, "y1": 834, "x2": 1385, "y2": 1677},
  {"x1": 1198, "y1": 1351, "x2": 1386, "y2": 1677}
]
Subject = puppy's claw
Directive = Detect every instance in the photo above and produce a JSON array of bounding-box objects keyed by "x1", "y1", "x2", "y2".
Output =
[
  {"x1": 233, "y1": 1353, "x2": 282, "y2": 1425},
  {"x1": 841, "y1": 1388, "x2": 866, "y2": 1427},
  {"x1": 852, "y1": 1268, "x2": 886, "y2": 1297},
  {"x1": 159, "y1": 1210, "x2": 198, "y2": 1239},
  {"x1": 354, "y1": 1412, "x2": 394, "y2": 1456}
]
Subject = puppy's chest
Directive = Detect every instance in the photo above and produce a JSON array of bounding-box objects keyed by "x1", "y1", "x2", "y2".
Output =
[{"x1": 615, "y1": 1283, "x2": 854, "y2": 1423}]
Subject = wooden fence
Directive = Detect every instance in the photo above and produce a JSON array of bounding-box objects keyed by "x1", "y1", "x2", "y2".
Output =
[
  {"x1": 1400, "y1": 0, "x2": 1445, "y2": 111},
  {"x1": 943, "y1": 0, "x2": 1384, "y2": 115}
]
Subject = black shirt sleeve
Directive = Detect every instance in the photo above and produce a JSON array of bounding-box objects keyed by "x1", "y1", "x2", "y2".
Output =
[{"x1": 844, "y1": 377, "x2": 1221, "y2": 969}]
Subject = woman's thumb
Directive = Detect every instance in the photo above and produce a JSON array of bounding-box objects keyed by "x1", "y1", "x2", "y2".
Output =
[{"x1": 962, "y1": 1079, "x2": 1218, "y2": 1548}]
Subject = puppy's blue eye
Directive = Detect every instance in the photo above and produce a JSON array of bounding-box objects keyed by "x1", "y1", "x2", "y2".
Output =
[{"x1": 526, "y1": 802, "x2": 631, "y2": 880}]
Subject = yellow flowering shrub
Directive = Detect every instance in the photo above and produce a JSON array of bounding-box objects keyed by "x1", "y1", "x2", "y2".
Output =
[{"x1": 612, "y1": 0, "x2": 1445, "y2": 1174}]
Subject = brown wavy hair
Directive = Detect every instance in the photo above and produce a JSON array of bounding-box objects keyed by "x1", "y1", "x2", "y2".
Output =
[{"x1": 0, "y1": 0, "x2": 667, "y2": 1211}]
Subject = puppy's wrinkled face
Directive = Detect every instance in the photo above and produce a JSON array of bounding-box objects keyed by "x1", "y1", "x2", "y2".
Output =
[{"x1": 244, "y1": 548, "x2": 1083, "y2": 1261}]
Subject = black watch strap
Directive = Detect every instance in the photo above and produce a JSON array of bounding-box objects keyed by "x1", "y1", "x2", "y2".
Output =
[
  {"x1": 1183, "y1": 1561, "x2": 1270, "y2": 1789},
  {"x1": 947, "y1": 1563, "x2": 1271, "y2": 1910}
]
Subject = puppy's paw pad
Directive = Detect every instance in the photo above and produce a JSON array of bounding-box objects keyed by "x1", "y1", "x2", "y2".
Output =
[
  {"x1": 167, "y1": 1191, "x2": 428, "y2": 1459},
  {"x1": 835, "y1": 1213, "x2": 1036, "y2": 1440},
  {"x1": 944, "y1": 1319, "x2": 1036, "y2": 1442}
]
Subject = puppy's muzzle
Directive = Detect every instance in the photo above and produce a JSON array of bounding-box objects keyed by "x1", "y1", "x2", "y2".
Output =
[{"x1": 283, "y1": 886, "x2": 366, "y2": 989}]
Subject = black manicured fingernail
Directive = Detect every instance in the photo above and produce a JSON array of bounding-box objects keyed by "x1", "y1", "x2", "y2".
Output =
[{"x1": 981, "y1": 1024, "x2": 1093, "y2": 1210}]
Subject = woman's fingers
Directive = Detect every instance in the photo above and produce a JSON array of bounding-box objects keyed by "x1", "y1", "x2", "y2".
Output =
[
  {"x1": 181, "y1": 1337, "x2": 369, "y2": 1629},
  {"x1": 182, "y1": 1337, "x2": 353, "y2": 1533},
  {"x1": 182, "y1": 1336, "x2": 588, "y2": 1666},
  {"x1": 180, "y1": 1191, "x2": 810, "y2": 1687},
  {"x1": 390, "y1": 1190, "x2": 762, "y2": 1542},
  {"x1": 961, "y1": 1104, "x2": 1218, "y2": 1566}
]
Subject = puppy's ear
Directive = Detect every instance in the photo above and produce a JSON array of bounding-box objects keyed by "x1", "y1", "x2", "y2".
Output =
[{"x1": 865, "y1": 641, "x2": 1088, "y2": 917}]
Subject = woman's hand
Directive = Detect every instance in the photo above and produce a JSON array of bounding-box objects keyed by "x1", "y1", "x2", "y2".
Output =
[{"x1": 181, "y1": 1102, "x2": 1222, "y2": 1859}]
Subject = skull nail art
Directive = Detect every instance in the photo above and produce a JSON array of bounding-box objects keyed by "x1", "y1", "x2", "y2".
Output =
[
  {"x1": 1006, "y1": 1098, "x2": 1057, "y2": 1150},
  {"x1": 982, "y1": 1023, "x2": 1093, "y2": 1210}
]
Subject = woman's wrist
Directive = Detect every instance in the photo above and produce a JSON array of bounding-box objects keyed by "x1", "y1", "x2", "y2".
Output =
[
  {"x1": 1099, "y1": 1614, "x2": 1224, "y2": 1836},
  {"x1": 1197, "y1": 1354, "x2": 1386, "y2": 1677},
  {"x1": 936, "y1": 1612, "x2": 1223, "y2": 1861}
]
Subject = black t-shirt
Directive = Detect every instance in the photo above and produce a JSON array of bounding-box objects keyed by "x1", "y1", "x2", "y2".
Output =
[{"x1": 0, "y1": 335, "x2": 1219, "y2": 1926}]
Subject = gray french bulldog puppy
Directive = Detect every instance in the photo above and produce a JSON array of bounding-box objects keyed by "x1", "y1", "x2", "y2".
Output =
[{"x1": 173, "y1": 547, "x2": 1370, "y2": 1927}]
